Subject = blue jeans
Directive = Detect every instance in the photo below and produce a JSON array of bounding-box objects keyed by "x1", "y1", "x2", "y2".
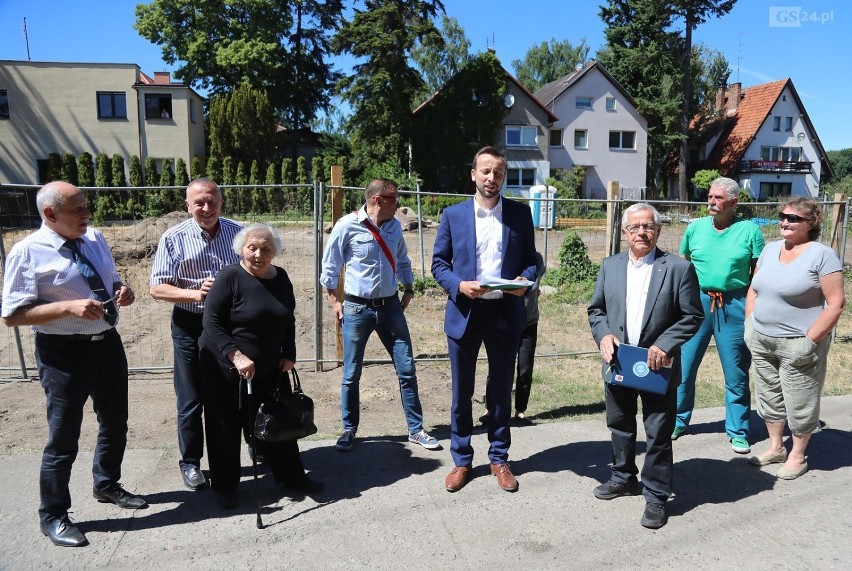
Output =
[
  {"x1": 341, "y1": 295, "x2": 423, "y2": 434},
  {"x1": 675, "y1": 288, "x2": 752, "y2": 439}
]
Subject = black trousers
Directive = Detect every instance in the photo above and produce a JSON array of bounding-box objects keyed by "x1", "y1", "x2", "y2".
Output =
[
  {"x1": 200, "y1": 353, "x2": 305, "y2": 492},
  {"x1": 34, "y1": 330, "x2": 129, "y2": 519},
  {"x1": 170, "y1": 308, "x2": 205, "y2": 468},
  {"x1": 604, "y1": 381, "x2": 676, "y2": 504},
  {"x1": 484, "y1": 321, "x2": 538, "y2": 413}
]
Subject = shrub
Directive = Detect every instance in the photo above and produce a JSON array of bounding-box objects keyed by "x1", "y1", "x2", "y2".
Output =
[
  {"x1": 144, "y1": 157, "x2": 157, "y2": 186},
  {"x1": 543, "y1": 231, "x2": 599, "y2": 302},
  {"x1": 47, "y1": 153, "x2": 62, "y2": 182},
  {"x1": 95, "y1": 153, "x2": 111, "y2": 187},
  {"x1": 206, "y1": 155, "x2": 222, "y2": 183},
  {"x1": 175, "y1": 157, "x2": 189, "y2": 187},
  {"x1": 61, "y1": 153, "x2": 78, "y2": 186},
  {"x1": 128, "y1": 155, "x2": 143, "y2": 187},
  {"x1": 190, "y1": 157, "x2": 203, "y2": 181},
  {"x1": 77, "y1": 153, "x2": 95, "y2": 186},
  {"x1": 111, "y1": 154, "x2": 126, "y2": 187}
]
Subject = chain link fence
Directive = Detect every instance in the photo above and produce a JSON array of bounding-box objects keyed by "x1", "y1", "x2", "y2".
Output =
[{"x1": 2, "y1": 183, "x2": 850, "y2": 380}]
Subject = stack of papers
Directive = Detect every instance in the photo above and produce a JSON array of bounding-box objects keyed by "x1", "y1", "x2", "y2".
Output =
[{"x1": 478, "y1": 277, "x2": 534, "y2": 291}]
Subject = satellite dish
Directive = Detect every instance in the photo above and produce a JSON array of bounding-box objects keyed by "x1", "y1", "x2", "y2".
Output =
[
  {"x1": 503, "y1": 93, "x2": 515, "y2": 108},
  {"x1": 796, "y1": 132, "x2": 805, "y2": 142}
]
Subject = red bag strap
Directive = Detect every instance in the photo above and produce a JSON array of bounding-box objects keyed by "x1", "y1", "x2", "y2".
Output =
[{"x1": 361, "y1": 218, "x2": 396, "y2": 273}]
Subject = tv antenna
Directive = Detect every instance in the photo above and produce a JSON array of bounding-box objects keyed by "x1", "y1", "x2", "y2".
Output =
[
  {"x1": 736, "y1": 32, "x2": 743, "y2": 83},
  {"x1": 23, "y1": 17, "x2": 32, "y2": 61}
]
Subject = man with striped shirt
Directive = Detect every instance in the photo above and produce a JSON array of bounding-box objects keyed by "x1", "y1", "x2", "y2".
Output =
[{"x1": 150, "y1": 178, "x2": 242, "y2": 490}]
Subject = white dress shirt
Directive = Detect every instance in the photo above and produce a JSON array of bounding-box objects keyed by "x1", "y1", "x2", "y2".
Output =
[
  {"x1": 625, "y1": 248, "x2": 656, "y2": 345},
  {"x1": 474, "y1": 198, "x2": 504, "y2": 300}
]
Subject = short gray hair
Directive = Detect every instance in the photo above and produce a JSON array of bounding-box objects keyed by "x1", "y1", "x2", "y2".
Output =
[
  {"x1": 232, "y1": 223, "x2": 283, "y2": 255},
  {"x1": 35, "y1": 182, "x2": 68, "y2": 220},
  {"x1": 621, "y1": 203, "x2": 661, "y2": 227},
  {"x1": 710, "y1": 177, "x2": 740, "y2": 200},
  {"x1": 186, "y1": 177, "x2": 222, "y2": 200}
]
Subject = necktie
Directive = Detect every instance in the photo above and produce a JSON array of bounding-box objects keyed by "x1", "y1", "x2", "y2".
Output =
[{"x1": 65, "y1": 239, "x2": 117, "y2": 326}]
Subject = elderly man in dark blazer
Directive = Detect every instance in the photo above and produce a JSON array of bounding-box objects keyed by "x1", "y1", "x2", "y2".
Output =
[
  {"x1": 432, "y1": 146, "x2": 538, "y2": 494},
  {"x1": 588, "y1": 203, "x2": 702, "y2": 529}
]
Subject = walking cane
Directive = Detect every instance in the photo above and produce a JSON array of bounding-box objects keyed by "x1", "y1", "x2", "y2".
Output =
[{"x1": 243, "y1": 374, "x2": 264, "y2": 529}]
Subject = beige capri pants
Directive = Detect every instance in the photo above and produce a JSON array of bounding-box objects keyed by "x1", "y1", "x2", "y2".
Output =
[{"x1": 745, "y1": 321, "x2": 830, "y2": 435}]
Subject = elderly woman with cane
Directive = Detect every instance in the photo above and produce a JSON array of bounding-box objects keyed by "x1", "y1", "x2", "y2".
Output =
[
  {"x1": 200, "y1": 223, "x2": 322, "y2": 509},
  {"x1": 745, "y1": 197, "x2": 845, "y2": 480}
]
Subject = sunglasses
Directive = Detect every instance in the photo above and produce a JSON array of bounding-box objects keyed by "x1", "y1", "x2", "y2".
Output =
[{"x1": 779, "y1": 212, "x2": 811, "y2": 224}]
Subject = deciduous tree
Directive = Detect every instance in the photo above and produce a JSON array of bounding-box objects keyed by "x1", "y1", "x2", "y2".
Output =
[
  {"x1": 512, "y1": 38, "x2": 591, "y2": 93},
  {"x1": 134, "y1": 0, "x2": 343, "y2": 128}
]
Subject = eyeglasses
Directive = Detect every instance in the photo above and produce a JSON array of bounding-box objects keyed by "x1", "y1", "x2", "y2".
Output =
[
  {"x1": 623, "y1": 223, "x2": 659, "y2": 235},
  {"x1": 779, "y1": 212, "x2": 811, "y2": 223},
  {"x1": 377, "y1": 195, "x2": 400, "y2": 206}
]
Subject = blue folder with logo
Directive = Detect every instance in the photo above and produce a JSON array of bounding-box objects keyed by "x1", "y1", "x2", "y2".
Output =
[{"x1": 607, "y1": 343, "x2": 672, "y2": 395}]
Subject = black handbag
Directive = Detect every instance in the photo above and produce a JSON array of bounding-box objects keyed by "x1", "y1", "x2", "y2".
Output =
[{"x1": 254, "y1": 369, "x2": 318, "y2": 442}]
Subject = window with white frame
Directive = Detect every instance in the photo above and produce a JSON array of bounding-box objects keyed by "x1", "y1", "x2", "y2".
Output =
[
  {"x1": 0, "y1": 89, "x2": 9, "y2": 119},
  {"x1": 605, "y1": 97, "x2": 616, "y2": 111},
  {"x1": 760, "y1": 146, "x2": 803, "y2": 162},
  {"x1": 506, "y1": 168, "x2": 536, "y2": 188},
  {"x1": 759, "y1": 182, "x2": 791, "y2": 199},
  {"x1": 574, "y1": 129, "x2": 588, "y2": 149},
  {"x1": 97, "y1": 92, "x2": 127, "y2": 119},
  {"x1": 576, "y1": 96, "x2": 593, "y2": 109},
  {"x1": 609, "y1": 131, "x2": 635, "y2": 150},
  {"x1": 772, "y1": 116, "x2": 781, "y2": 131},
  {"x1": 784, "y1": 116, "x2": 793, "y2": 131},
  {"x1": 506, "y1": 125, "x2": 537, "y2": 147},
  {"x1": 549, "y1": 129, "x2": 562, "y2": 147}
]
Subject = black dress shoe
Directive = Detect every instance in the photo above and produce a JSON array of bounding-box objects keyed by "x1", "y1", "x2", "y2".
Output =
[
  {"x1": 40, "y1": 513, "x2": 88, "y2": 547},
  {"x1": 93, "y1": 484, "x2": 148, "y2": 509},
  {"x1": 215, "y1": 489, "x2": 239, "y2": 509},
  {"x1": 182, "y1": 465, "x2": 207, "y2": 490},
  {"x1": 282, "y1": 475, "x2": 324, "y2": 494},
  {"x1": 640, "y1": 502, "x2": 668, "y2": 529}
]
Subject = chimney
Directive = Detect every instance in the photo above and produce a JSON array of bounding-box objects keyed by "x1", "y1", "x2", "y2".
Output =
[
  {"x1": 726, "y1": 82, "x2": 742, "y2": 113},
  {"x1": 715, "y1": 82, "x2": 726, "y2": 112},
  {"x1": 153, "y1": 72, "x2": 171, "y2": 85}
]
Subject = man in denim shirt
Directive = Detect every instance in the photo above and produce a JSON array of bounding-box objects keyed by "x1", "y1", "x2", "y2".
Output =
[{"x1": 320, "y1": 178, "x2": 439, "y2": 452}]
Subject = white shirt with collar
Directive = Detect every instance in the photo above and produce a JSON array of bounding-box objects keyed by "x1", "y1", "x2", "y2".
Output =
[
  {"x1": 474, "y1": 197, "x2": 504, "y2": 300},
  {"x1": 625, "y1": 247, "x2": 657, "y2": 345}
]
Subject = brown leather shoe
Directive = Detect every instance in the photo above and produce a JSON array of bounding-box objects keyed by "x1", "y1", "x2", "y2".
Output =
[
  {"x1": 445, "y1": 466, "x2": 471, "y2": 492},
  {"x1": 490, "y1": 463, "x2": 519, "y2": 492}
]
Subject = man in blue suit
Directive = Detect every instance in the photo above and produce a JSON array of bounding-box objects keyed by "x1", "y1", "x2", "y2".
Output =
[
  {"x1": 432, "y1": 146, "x2": 538, "y2": 493},
  {"x1": 588, "y1": 203, "x2": 703, "y2": 529}
]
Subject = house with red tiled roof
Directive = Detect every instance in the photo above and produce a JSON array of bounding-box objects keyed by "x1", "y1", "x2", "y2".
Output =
[
  {"x1": 674, "y1": 79, "x2": 833, "y2": 200},
  {"x1": 536, "y1": 60, "x2": 648, "y2": 199}
]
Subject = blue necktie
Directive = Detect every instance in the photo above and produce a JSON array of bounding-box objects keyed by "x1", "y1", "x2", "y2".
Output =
[{"x1": 65, "y1": 239, "x2": 118, "y2": 327}]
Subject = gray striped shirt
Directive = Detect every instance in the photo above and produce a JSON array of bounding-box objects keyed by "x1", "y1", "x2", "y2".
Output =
[{"x1": 149, "y1": 217, "x2": 243, "y2": 313}]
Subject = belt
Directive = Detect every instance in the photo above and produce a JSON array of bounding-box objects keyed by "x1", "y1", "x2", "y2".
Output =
[
  {"x1": 38, "y1": 328, "x2": 117, "y2": 342},
  {"x1": 345, "y1": 294, "x2": 397, "y2": 307}
]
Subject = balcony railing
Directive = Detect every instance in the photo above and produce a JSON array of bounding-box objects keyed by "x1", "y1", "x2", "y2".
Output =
[{"x1": 738, "y1": 160, "x2": 812, "y2": 173}]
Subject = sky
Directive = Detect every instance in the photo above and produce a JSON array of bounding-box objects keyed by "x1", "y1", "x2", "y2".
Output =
[{"x1": 0, "y1": 0, "x2": 848, "y2": 150}]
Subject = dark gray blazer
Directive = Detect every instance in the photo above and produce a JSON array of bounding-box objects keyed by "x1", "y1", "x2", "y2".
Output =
[{"x1": 588, "y1": 249, "x2": 703, "y2": 377}]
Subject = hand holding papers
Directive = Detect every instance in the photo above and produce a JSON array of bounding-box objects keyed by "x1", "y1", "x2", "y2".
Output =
[{"x1": 478, "y1": 277, "x2": 535, "y2": 291}]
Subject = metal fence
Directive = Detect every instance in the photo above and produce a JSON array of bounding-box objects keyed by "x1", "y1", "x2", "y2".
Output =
[{"x1": 1, "y1": 183, "x2": 850, "y2": 380}]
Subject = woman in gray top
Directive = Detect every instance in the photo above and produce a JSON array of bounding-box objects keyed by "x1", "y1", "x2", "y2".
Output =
[{"x1": 744, "y1": 197, "x2": 845, "y2": 480}]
